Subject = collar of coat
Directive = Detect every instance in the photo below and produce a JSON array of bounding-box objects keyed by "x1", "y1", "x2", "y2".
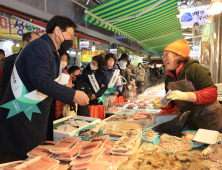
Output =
[
  {"x1": 41, "y1": 34, "x2": 57, "y2": 54},
  {"x1": 104, "y1": 64, "x2": 118, "y2": 71},
  {"x1": 167, "y1": 62, "x2": 184, "y2": 80}
]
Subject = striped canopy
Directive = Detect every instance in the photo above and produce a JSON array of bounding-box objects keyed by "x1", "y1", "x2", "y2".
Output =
[{"x1": 83, "y1": 0, "x2": 184, "y2": 55}]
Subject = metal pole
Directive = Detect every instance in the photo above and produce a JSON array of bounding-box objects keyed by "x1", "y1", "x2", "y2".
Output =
[{"x1": 44, "y1": 0, "x2": 47, "y2": 13}]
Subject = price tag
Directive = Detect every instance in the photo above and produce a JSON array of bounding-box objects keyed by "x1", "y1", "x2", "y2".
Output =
[{"x1": 160, "y1": 89, "x2": 172, "y2": 108}]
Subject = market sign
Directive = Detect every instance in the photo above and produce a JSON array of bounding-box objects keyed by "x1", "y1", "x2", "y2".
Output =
[
  {"x1": 72, "y1": 37, "x2": 78, "y2": 49},
  {"x1": 110, "y1": 49, "x2": 117, "y2": 54},
  {"x1": 82, "y1": 50, "x2": 104, "y2": 62},
  {"x1": 180, "y1": 5, "x2": 211, "y2": 26},
  {"x1": 80, "y1": 41, "x2": 89, "y2": 48},
  {"x1": 0, "y1": 16, "x2": 45, "y2": 39}
]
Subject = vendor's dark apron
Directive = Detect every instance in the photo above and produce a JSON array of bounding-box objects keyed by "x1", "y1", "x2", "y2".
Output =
[{"x1": 168, "y1": 76, "x2": 222, "y2": 132}]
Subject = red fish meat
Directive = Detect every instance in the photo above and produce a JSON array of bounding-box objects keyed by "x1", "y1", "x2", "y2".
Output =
[{"x1": 28, "y1": 148, "x2": 51, "y2": 157}]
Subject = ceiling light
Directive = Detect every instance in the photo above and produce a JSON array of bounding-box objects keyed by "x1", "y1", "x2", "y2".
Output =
[
  {"x1": 16, "y1": 43, "x2": 20, "y2": 47},
  {"x1": 184, "y1": 36, "x2": 192, "y2": 39},
  {"x1": 67, "y1": 51, "x2": 69, "y2": 53},
  {"x1": 205, "y1": 15, "x2": 214, "y2": 23},
  {"x1": 176, "y1": 14, "x2": 180, "y2": 18},
  {"x1": 207, "y1": 0, "x2": 222, "y2": 15}
]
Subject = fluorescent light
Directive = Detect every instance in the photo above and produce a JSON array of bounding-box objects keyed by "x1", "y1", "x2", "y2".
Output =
[
  {"x1": 181, "y1": 25, "x2": 193, "y2": 29},
  {"x1": 182, "y1": 32, "x2": 192, "y2": 36},
  {"x1": 176, "y1": 14, "x2": 180, "y2": 18},
  {"x1": 189, "y1": 44, "x2": 193, "y2": 46},
  {"x1": 184, "y1": 36, "x2": 192, "y2": 39},
  {"x1": 92, "y1": 46, "x2": 95, "y2": 51},
  {"x1": 16, "y1": 43, "x2": 20, "y2": 47},
  {"x1": 67, "y1": 51, "x2": 69, "y2": 53},
  {"x1": 211, "y1": 2, "x2": 222, "y2": 14},
  {"x1": 10, "y1": 41, "x2": 14, "y2": 46}
]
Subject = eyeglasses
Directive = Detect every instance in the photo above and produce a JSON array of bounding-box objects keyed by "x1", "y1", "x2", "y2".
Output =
[
  {"x1": 65, "y1": 30, "x2": 75, "y2": 41},
  {"x1": 162, "y1": 52, "x2": 178, "y2": 59}
]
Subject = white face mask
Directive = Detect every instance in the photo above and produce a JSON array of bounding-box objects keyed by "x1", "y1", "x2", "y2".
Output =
[
  {"x1": 119, "y1": 60, "x2": 127, "y2": 69},
  {"x1": 61, "y1": 61, "x2": 67, "y2": 69},
  {"x1": 90, "y1": 63, "x2": 98, "y2": 70},
  {"x1": 139, "y1": 65, "x2": 141, "y2": 68}
]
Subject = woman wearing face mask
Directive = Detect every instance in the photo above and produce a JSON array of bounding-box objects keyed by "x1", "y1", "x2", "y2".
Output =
[
  {"x1": 104, "y1": 53, "x2": 123, "y2": 110},
  {"x1": 117, "y1": 53, "x2": 130, "y2": 97},
  {"x1": 82, "y1": 55, "x2": 108, "y2": 105},
  {"x1": 136, "y1": 63, "x2": 145, "y2": 94},
  {"x1": 55, "y1": 51, "x2": 76, "y2": 119},
  {"x1": 68, "y1": 66, "x2": 92, "y2": 117},
  {"x1": 152, "y1": 40, "x2": 222, "y2": 155}
]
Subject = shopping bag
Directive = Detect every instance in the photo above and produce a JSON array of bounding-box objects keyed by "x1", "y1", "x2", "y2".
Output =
[
  {"x1": 115, "y1": 96, "x2": 124, "y2": 104},
  {"x1": 88, "y1": 105, "x2": 105, "y2": 120}
]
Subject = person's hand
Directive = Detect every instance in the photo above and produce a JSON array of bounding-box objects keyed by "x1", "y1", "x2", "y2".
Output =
[
  {"x1": 114, "y1": 91, "x2": 119, "y2": 96},
  {"x1": 73, "y1": 90, "x2": 89, "y2": 106},
  {"x1": 137, "y1": 72, "x2": 140, "y2": 75},
  {"x1": 91, "y1": 94, "x2": 96, "y2": 100},
  {"x1": 152, "y1": 99, "x2": 162, "y2": 110},
  {"x1": 65, "y1": 83, "x2": 74, "y2": 88},
  {"x1": 101, "y1": 84, "x2": 105, "y2": 88},
  {"x1": 167, "y1": 90, "x2": 197, "y2": 102}
]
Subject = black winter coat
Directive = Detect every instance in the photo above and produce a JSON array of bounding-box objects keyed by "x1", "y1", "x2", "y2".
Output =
[
  {"x1": 73, "y1": 77, "x2": 92, "y2": 117},
  {"x1": 0, "y1": 34, "x2": 76, "y2": 156}
]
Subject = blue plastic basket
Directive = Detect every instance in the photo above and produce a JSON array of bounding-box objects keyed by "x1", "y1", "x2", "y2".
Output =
[
  {"x1": 182, "y1": 130, "x2": 205, "y2": 148},
  {"x1": 153, "y1": 135, "x2": 193, "y2": 153},
  {"x1": 74, "y1": 126, "x2": 103, "y2": 137},
  {"x1": 142, "y1": 126, "x2": 156, "y2": 143}
]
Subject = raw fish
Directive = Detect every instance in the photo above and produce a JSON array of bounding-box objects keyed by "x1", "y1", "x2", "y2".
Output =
[
  {"x1": 51, "y1": 137, "x2": 79, "y2": 152},
  {"x1": 54, "y1": 162, "x2": 70, "y2": 170},
  {"x1": 28, "y1": 148, "x2": 51, "y2": 157}
]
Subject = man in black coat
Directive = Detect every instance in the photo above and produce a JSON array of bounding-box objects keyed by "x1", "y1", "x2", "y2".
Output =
[
  {"x1": 0, "y1": 16, "x2": 89, "y2": 162},
  {"x1": 68, "y1": 66, "x2": 92, "y2": 117},
  {"x1": 0, "y1": 32, "x2": 39, "y2": 102}
]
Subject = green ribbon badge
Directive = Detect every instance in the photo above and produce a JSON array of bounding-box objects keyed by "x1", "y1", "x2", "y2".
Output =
[
  {"x1": 97, "y1": 94, "x2": 107, "y2": 104},
  {"x1": 104, "y1": 86, "x2": 116, "y2": 97}
]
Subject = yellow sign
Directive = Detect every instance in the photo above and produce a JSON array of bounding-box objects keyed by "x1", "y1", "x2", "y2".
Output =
[
  {"x1": 0, "y1": 16, "x2": 45, "y2": 39},
  {"x1": 82, "y1": 50, "x2": 104, "y2": 62},
  {"x1": 72, "y1": 36, "x2": 78, "y2": 49}
]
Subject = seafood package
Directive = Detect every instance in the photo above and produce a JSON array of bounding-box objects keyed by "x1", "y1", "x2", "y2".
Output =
[
  {"x1": 50, "y1": 137, "x2": 80, "y2": 154},
  {"x1": 102, "y1": 140, "x2": 115, "y2": 155},
  {"x1": 97, "y1": 156, "x2": 128, "y2": 169},
  {"x1": 56, "y1": 120, "x2": 89, "y2": 132},
  {"x1": 55, "y1": 141, "x2": 89, "y2": 161},
  {"x1": 110, "y1": 129, "x2": 142, "y2": 156},
  {"x1": 142, "y1": 128, "x2": 158, "y2": 142},
  {"x1": 0, "y1": 161, "x2": 24, "y2": 169},
  {"x1": 127, "y1": 111, "x2": 154, "y2": 121},
  {"x1": 122, "y1": 103, "x2": 137, "y2": 110},
  {"x1": 53, "y1": 161, "x2": 70, "y2": 170},
  {"x1": 78, "y1": 136, "x2": 108, "y2": 157},
  {"x1": 155, "y1": 134, "x2": 192, "y2": 153},
  {"x1": 27, "y1": 141, "x2": 56, "y2": 158},
  {"x1": 103, "y1": 121, "x2": 148, "y2": 136},
  {"x1": 13, "y1": 156, "x2": 59, "y2": 170}
]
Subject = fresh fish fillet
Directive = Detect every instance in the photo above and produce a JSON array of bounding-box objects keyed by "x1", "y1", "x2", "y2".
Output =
[
  {"x1": 18, "y1": 157, "x2": 58, "y2": 170},
  {"x1": 36, "y1": 144, "x2": 54, "y2": 150},
  {"x1": 54, "y1": 162, "x2": 70, "y2": 170},
  {"x1": 1, "y1": 161, "x2": 24, "y2": 168},
  {"x1": 79, "y1": 141, "x2": 102, "y2": 155},
  {"x1": 28, "y1": 148, "x2": 51, "y2": 157},
  {"x1": 71, "y1": 163, "x2": 91, "y2": 170},
  {"x1": 91, "y1": 136, "x2": 107, "y2": 142},
  {"x1": 58, "y1": 141, "x2": 89, "y2": 159},
  {"x1": 88, "y1": 161, "x2": 112, "y2": 170},
  {"x1": 51, "y1": 137, "x2": 79, "y2": 152},
  {"x1": 72, "y1": 155, "x2": 94, "y2": 165}
]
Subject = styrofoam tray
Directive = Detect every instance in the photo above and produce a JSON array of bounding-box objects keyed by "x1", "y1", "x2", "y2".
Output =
[
  {"x1": 53, "y1": 115, "x2": 101, "y2": 142},
  {"x1": 193, "y1": 129, "x2": 219, "y2": 144},
  {"x1": 0, "y1": 161, "x2": 25, "y2": 169},
  {"x1": 14, "y1": 156, "x2": 59, "y2": 170},
  {"x1": 49, "y1": 137, "x2": 80, "y2": 154},
  {"x1": 182, "y1": 130, "x2": 205, "y2": 148}
]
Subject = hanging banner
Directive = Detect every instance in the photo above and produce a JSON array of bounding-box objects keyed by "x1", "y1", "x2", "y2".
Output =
[
  {"x1": 180, "y1": 5, "x2": 211, "y2": 26},
  {"x1": 72, "y1": 37, "x2": 78, "y2": 49},
  {"x1": 80, "y1": 41, "x2": 89, "y2": 48},
  {"x1": 82, "y1": 50, "x2": 104, "y2": 62},
  {"x1": 0, "y1": 16, "x2": 45, "y2": 39},
  {"x1": 110, "y1": 49, "x2": 117, "y2": 54}
]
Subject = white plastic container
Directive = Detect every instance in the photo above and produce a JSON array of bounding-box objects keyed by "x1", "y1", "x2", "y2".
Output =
[{"x1": 53, "y1": 115, "x2": 101, "y2": 142}]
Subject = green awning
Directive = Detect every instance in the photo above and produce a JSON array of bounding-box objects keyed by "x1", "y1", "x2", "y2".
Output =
[{"x1": 83, "y1": 0, "x2": 184, "y2": 55}]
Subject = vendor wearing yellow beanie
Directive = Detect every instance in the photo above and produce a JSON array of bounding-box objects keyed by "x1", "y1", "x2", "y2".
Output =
[{"x1": 152, "y1": 39, "x2": 222, "y2": 155}]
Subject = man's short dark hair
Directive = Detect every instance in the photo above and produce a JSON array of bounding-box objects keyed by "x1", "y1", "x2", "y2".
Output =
[
  {"x1": 0, "y1": 49, "x2": 5, "y2": 56},
  {"x1": 22, "y1": 32, "x2": 39, "y2": 42},
  {"x1": 46, "y1": 16, "x2": 77, "y2": 34},
  {"x1": 68, "y1": 66, "x2": 80, "y2": 75},
  {"x1": 80, "y1": 65, "x2": 85, "y2": 68}
]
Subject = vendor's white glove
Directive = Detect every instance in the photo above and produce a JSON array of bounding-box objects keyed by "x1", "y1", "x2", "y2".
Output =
[
  {"x1": 152, "y1": 99, "x2": 162, "y2": 110},
  {"x1": 167, "y1": 90, "x2": 197, "y2": 102}
]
